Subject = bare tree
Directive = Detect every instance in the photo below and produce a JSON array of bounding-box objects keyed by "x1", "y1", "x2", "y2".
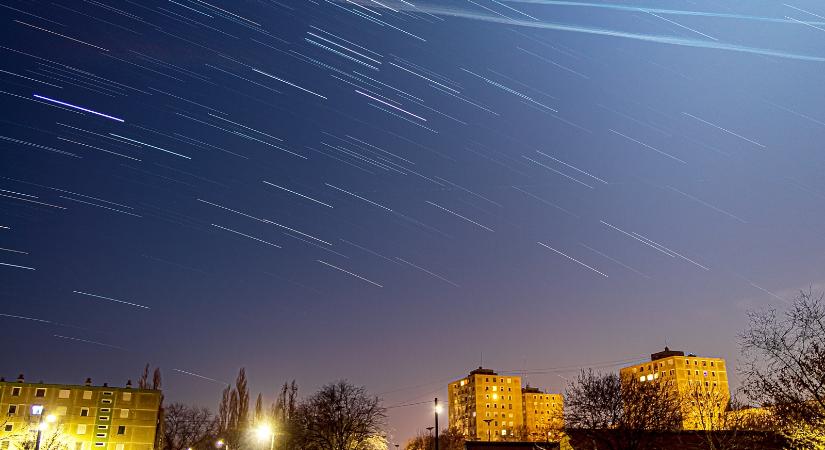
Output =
[
  {"x1": 740, "y1": 289, "x2": 825, "y2": 447},
  {"x1": 153, "y1": 368, "x2": 163, "y2": 390},
  {"x1": 270, "y1": 381, "x2": 299, "y2": 450},
  {"x1": 293, "y1": 380, "x2": 386, "y2": 450},
  {"x1": 139, "y1": 364, "x2": 151, "y2": 389},
  {"x1": 1, "y1": 415, "x2": 70, "y2": 450},
  {"x1": 402, "y1": 427, "x2": 463, "y2": 450},
  {"x1": 564, "y1": 370, "x2": 682, "y2": 450},
  {"x1": 163, "y1": 403, "x2": 218, "y2": 450}
]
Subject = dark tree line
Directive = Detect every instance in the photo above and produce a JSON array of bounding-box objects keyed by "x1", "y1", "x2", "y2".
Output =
[{"x1": 160, "y1": 369, "x2": 385, "y2": 450}]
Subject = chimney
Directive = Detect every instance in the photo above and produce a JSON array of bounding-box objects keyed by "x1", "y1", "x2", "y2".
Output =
[
  {"x1": 85, "y1": 378, "x2": 92, "y2": 386},
  {"x1": 103, "y1": 383, "x2": 108, "y2": 387},
  {"x1": 126, "y1": 380, "x2": 132, "y2": 388},
  {"x1": 16, "y1": 374, "x2": 24, "y2": 383}
]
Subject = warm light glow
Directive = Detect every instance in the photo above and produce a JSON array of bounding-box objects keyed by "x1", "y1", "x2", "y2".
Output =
[
  {"x1": 46, "y1": 415, "x2": 57, "y2": 423},
  {"x1": 255, "y1": 424, "x2": 273, "y2": 441},
  {"x1": 434, "y1": 404, "x2": 443, "y2": 415},
  {"x1": 38, "y1": 423, "x2": 48, "y2": 431},
  {"x1": 31, "y1": 405, "x2": 44, "y2": 415},
  {"x1": 215, "y1": 440, "x2": 225, "y2": 448}
]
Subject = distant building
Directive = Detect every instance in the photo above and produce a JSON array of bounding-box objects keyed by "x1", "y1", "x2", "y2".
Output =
[
  {"x1": 521, "y1": 387, "x2": 563, "y2": 441},
  {"x1": 448, "y1": 368, "x2": 562, "y2": 442},
  {"x1": 0, "y1": 375, "x2": 162, "y2": 450},
  {"x1": 619, "y1": 348, "x2": 730, "y2": 430}
]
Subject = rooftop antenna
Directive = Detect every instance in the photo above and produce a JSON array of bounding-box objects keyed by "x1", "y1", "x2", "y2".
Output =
[{"x1": 479, "y1": 351, "x2": 483, "y2": 368}]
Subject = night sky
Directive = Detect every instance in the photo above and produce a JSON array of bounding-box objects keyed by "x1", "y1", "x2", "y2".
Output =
[{"x1": 2, "y1": 0, "x2": 825, "y2": 444}]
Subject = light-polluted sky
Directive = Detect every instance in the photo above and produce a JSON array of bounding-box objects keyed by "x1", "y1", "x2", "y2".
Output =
[{"x1": 2, "y1": 0, "x2": 825, "y2": 444}]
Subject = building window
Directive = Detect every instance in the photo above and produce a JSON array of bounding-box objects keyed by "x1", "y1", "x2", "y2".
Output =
[
  {"x1": 11, "y1": 387, "x2": 20, "y2": 397},
  {"x1": 81, "y1": 408, "x2": 90, "y2": 417},
  {"x1": 122, "y1": 392, "x2": 131, "y2": 401},
  {"x1": 102, "y1": 399, "x2": 112, "y2": 404},
  {"x1": 101, "y1": 408, "x2": 111, "y2": 413},
  {"x1": 7, "y1": 405, "x2": 17, "y2": 415},
  {"x1": 103, "y1": 392, "x2": 112, "y2": 396},
  {"x1": 83, "y1": 391, "x2": 93, "y2": 400},
  {"x1": 99, "y1": 416, "x2": 109, "y2": 421},
  {"x1": 4, "y1": 424, "x2": 12, "y2": 432},
  {"x1": 116, "y1": 445, "x2": 124, "y2": 450},
  {"x1": 98, "y1": 425, "x2": 108, "y2": 430},
  {"x1": 120, "y1": 409, "x2": 129, "y2": 418},
  {"x1": 77, "y1": 424, "x2": 87, "y2": 435},
  {"x1": 59, "y1": 390, "x2": 71, "y2": 399},
  {"x1": 35, "y1": 388, "x2": 46, "y2": 397},
  {"x1": 117, "y1": 426, "x2": 126, "y2": 435},
  {"x1": 96, "y1": 433, "x2": 106, "y2": 438},
  {"x1": 56, "y1": 406, "x2": 67, "y2": 416},
  {"x1": 95, "y1": 443, "x2": 105, "y2": 447}
]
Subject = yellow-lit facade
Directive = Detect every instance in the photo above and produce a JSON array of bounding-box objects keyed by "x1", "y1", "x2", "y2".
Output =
[
  {"x1": 0, "y1": 377, "x2": 162, "y2": 450},
  {"x1": 448, "y1": 368, "x2": 562, "y2": 442},
  {"x1": 521, "y1": 388, "x2": 563, "y2": 441},
  {"x1": 619, "y1": 348, "x2": 730, "y2": 430}
]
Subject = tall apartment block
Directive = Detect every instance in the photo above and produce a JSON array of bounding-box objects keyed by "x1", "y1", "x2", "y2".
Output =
[
  {"x1": 0, "y1": 375, "x2": 162, "y2": 450},
  {"x1": 619, "y1": 348, "x2": 730, "y2": 430},
  {"x1": 448, "y1": 368, "x2": 562, "y2": 442}
]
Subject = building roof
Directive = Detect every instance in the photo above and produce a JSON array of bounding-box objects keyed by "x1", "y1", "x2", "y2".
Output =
[
  {"x1": 651, "y1": 347, "x2": 685, "y2": 361},
  {"x1": 469, "y1": 367, "x2": 498, "y2": 376}
]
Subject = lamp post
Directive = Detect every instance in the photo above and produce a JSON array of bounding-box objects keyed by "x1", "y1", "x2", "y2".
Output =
[
  {"x1": 425, "y1": 427, "x2": 434, "y2": 450},
  {"x1": 33, "y1": 411, "x2": 55, "y2": 450},
  {"x1": 433, "y1": 398, "x2": 440, "y2": 450},
  {"x1": 482, "y1": 419, "x2": 493, "y2": 442}
]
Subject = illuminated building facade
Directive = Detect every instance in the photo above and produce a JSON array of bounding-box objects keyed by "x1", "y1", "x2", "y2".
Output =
[
  {"x1": 619, "y1": 348, "x2": 730, "y2": 430},
  {"x1": 448, "y1": 368, "x2": 562, "y2": 442},
  {"x1": 0, "y1": 375, "x2": 162, "y2": 450},
  {"x1": 521, "y1": 387, "x2": 563, "y2": 441}
]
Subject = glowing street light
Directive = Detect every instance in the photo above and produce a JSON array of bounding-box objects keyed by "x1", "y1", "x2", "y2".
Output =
[
  {"x1": 254, "y1": 424, "x2": 275, "y2": 450},
  {"x1": 433, "y1": 398, "x2": 440, "y2": 450},
  {"x1": 215, "y1": 439, "x2": 228, "y2": 450}
]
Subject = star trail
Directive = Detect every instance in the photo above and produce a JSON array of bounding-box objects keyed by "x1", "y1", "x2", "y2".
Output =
[{"x1": 2, "y1": 0, "x2": 825, "y2": 444}]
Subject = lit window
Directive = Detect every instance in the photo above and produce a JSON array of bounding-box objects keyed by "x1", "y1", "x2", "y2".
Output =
[
  {"x1": 116, "y1": 445, "x2": 124, "y2": 450},
  {"x1": 120, "y1": 409, "x2": 129, "y2": 418},
  {"x1": 59, "y1": 390, "x2": 71, "y2": 399},
  {"x1": 501, "y1": 430, "x2": 507, "y2": 436},
  {"x1": 639, "y1": 376, "x2": 645, "y2": 382},
  {"x1": 31, "y1": 405, "x2": 44, "y2": 415},
  {"x1": 83, "y1": 391, "x2": 93, "y2": 400},
  {"x1": 492, "y1": 394, "x2": 498, "y2": 400},
  {"x1": 122, "y1": 392, "x2": 131, "y2": 401},
  {"x1": 492, "y1": 386, "x2": 497, "y2": 392},
  {"x1": 646, "y1": 374, "x2": 653, "y2": 381},
  {"x1": 77, "y1": 425, "x2": 87, "y2": 435}
]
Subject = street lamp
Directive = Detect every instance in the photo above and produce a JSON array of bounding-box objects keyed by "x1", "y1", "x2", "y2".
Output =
[
  {"x1": 254, "y1": 424, "x2": 275, "y2": 450},
  {"x1": 215, "y1": 439, "x2": 228, "y2": 450},
  {"x1": 425, "y1": 427, "x2": 434, "y2": 450},
  {"x1": 482, "y1": 419, "x2": 493, "y2": 442},
  {"x1": 32, "y1": 409, "x2": 55, "y2": 450},
  {"x1": 433, "y1": 398, "x2": 441, "y2": 450}
]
